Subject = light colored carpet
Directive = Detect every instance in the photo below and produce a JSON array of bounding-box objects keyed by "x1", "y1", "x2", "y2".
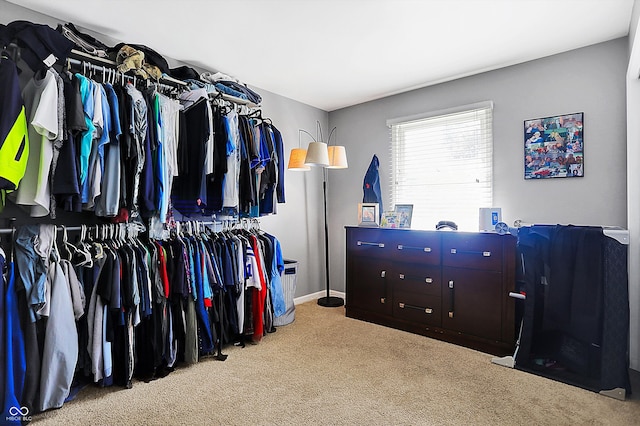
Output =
[{"x1": 32, "y1": 301, "x2": 640, "y2": 425}]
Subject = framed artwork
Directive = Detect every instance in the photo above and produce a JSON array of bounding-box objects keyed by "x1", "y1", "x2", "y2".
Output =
[
  {"x1": 381, "y1": 211, "x2": 399, "y2": 228},
  {"x1": 524, "y1": 112, "x2": 583, "y2": 179},
  {"x1": 358, "y1": 203, "x2": 379, "y2": 227},
  {"x1": 394, "y1": 204, "x2": 413, "y2": 228}
]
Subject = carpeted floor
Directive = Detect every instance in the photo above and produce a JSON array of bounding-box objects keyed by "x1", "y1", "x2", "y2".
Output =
[{"x1": 31, "y1": 301, "x2": 640, "y2": 425}]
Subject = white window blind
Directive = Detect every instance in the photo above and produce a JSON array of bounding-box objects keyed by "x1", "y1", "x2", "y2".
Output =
[{"x1": 388, "y1": 101, "x2": 493, "y2": 231}]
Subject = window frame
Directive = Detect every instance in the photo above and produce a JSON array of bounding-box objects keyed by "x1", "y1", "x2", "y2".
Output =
[{"x1": 386, "y1": 101, "x2": 494, "y2": 231}]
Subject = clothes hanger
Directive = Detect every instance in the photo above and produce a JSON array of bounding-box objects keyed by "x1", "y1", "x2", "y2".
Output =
[
  {"x1": 75, "y1": 224, "x2": 94, "y2": 267},
  {"x1": 62, "y1": 225, "x2": 79, "y2": 261},
  {"x1": 51, "y1": 225, "x2": 61, "y2": 263}
]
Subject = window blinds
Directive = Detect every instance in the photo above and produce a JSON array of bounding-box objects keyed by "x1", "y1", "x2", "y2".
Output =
[{"x1": 388, "y1": 101, "x2": 493, "y2": 231}]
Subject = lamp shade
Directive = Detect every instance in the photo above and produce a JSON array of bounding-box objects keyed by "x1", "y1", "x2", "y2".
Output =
[
  {"x1": 304, "y1": 141, "x2": 330, "y2": 167},
  {"x1": 326, "y1": 145, "x2": 348, "y2": 169},
  {"x1": 288, "y1": 148, "x2": 311, "y2": 171}
]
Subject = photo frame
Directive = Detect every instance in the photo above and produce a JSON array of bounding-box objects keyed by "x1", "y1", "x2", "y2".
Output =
[
  {"x1": 524, "y1": 112, "x2": 583, "y2": 179},
  {"x1": 358, "y1": 203, "x2": 380, "y2": 227},
  {"x1": 381, "y1": 211, "x2": 399, "y2": 228},
  {"x1": 394, "y1": 204, "x2": 413, "y2": 229}
]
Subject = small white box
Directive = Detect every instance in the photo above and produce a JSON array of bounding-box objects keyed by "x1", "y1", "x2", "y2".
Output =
[{"x1": 479, "y1": 208, "x2": 502, "y2": 232}]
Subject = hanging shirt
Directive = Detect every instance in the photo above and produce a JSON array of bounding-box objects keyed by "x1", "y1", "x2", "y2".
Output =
[
  {"x1": 2, "y1": 253, "x2": 27, "y2": 418},
  {"x1": 95, "y1": 83, "x2": 122, "y2": 217},
  {"x1": 258, "y1": 123, "x2": 277, "y2": 215},
  {"x1": 0, "y1": 57, "x2": 29, "y2": 205},
  {"x1": 272, "y1": 125, "x2": 285, "y2": 204},
  {"x1": 46, "y1": 69, "x2": 65, "y2": 219},
  {"x1": 38, "y1": 255, "x2": 79, "y2": 411},
  {"x1": 53, "y1": 73, "x2": 85, "y2": 213},
  {"x1": 266, "y1": 234, "x2": 286, "y2": 317},
  {"x1": 222, "y1": 110, "x2": 240, "y2": 209},
  {"x1": 125, "y1": 83, "x2": 148, "y2": 217},
  {"x1": 171, "y1": 98, "x2": 209, "y2": 214},
  {"x1": 153, "y1": 93, "x2": 165, "y2": 215},
  {"x1": 84, "y1": 83, "x2": 111, "y2": 209},
  {"x1": 237, "y1": 116, "x2": 256, "y2": 215},
  {"x1": 11, "y1": 69, "x2": 58, "y2": 217},
  {"x1": 74, "y1": 73, "x2": 96, "y2": 185},
  {"x1": 157, "y1": 94, "x2": 181, "y2": 222}
]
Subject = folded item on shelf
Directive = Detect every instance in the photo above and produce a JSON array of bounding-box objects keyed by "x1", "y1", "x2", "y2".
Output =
[
  {"x1": 109, "y1": 42, "x2": 170, "y2": 74},
  {"x1": 170, "y1": 65, "x2": 200, "y2": 81},
  {"x1": 115, "y1": 45, "x2": 162, "y2": 80},
  {"x1": 200, "y1": 71, "x2": 238, "y2": 83},
  {"x1": 57, "y1": 22, "x2": 110, "y2": 58}
]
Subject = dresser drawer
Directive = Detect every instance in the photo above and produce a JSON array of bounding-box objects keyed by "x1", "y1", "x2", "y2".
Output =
[
  {"x1": 393, "y1": 291, "x2": 441, "y2": 327},
  {"x1": 389, "y1": 231, "x2": 441, "y2": 265},
  {"x1": 389, "y1": 264, "x2": 441, "y2": 297},
  {"x1": 346, "y1": 227, "x2": 394, "y2": 258},
  {"x1": 442, "y1": 232, "x2": 506, "y2": 271}
]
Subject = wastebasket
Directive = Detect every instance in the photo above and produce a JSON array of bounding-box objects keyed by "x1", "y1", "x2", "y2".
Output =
[{"x1": 274, "y1": 259, "x2": 297, "y2": 326}]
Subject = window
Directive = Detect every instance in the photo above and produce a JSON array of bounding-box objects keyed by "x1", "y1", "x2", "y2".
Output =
[{"x1": 388, "y1": 101, "x2": 493, "y2": 231}]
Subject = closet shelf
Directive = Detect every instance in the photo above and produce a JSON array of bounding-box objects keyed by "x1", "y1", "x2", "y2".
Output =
[{"x1": 68, "y1": 49, "x2": 259, "y2": 108}]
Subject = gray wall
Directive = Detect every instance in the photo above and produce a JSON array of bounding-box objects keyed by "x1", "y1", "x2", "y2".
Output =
[
  {"x1": 0, "y1": 0, "x2": 329, "y2": 299},
  {"x1": 327, "y1": 38, "x2": 628, "y2": 296}
]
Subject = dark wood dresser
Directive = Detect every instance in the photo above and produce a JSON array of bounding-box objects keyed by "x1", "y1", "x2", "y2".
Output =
[{"x1": 345, "y1": 226, "x2": 516, "y2": 355}]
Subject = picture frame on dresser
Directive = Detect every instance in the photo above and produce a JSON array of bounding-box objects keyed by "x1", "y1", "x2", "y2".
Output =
[
  {"x1": 394, "y1": 204, "x2": 413, "y2": 228},
  {"x1": 381, "y1": 211, "x2": 399, "y2": 228},
  {"x1": 358, "y1": 203, "x2": 379, "y2": 227}
]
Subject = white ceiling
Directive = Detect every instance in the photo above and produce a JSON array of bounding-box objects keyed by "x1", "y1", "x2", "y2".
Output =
[{"x1": 8, "y1": 0, "x2": 636, "y2": 111}]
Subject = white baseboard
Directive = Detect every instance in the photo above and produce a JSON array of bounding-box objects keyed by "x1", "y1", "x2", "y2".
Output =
[{"x1": 294, "y1": 290, "x2": 345, "y2": 305}]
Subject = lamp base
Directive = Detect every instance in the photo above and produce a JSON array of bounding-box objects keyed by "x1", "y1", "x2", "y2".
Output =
[{"x1": 317, "y1": 296, "x2": 344, "y2": 308}]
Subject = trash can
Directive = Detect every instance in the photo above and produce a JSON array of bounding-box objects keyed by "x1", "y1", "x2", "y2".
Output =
[{"x1": 274, "y1": 259, "x2": 297, "y2": 326}]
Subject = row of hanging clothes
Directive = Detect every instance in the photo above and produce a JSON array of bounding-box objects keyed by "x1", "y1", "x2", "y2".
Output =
[
  {"x1": 0, "y1": 219, "x2": 286, "y2": 416},
  {"x1": 1, "y1": 23, "x2": 286, "y2": 223}
]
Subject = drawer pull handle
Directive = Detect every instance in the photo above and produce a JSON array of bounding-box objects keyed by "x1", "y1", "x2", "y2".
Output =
[
  {"x1": 381, "y1": 270, "x2": 386, "y2": 278},
  {"x1": 425, "y1": 277, "x2": 433, "y2": 284},
  {"x1": 399, "y1": 302, "x2": 433, "y2": 314},
  {"x1": 450, "y1": 248, "x2": 492, "y2": 257},
  {"x1": 381, "y1": 298, "x2": 386, "y2": 304},
  {"x1": 397, "y1": 244, "x2": 432, "y2": 252},
  {"x1": 357, "y1": 241, "x2": 385, "y2": 248},
  {"x1": 448, "y1": 280, "x2": 455, "y2": 318},
  {"x1": 399, "y1": 274, "x2": 405, "y2": 280}
]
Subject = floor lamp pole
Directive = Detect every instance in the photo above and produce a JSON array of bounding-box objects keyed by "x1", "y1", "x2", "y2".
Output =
[{"x1": 317, "y1": 174, "x2": 344, "y2": 307}]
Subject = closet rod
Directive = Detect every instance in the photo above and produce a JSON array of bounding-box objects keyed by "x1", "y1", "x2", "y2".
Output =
[
  {"x1": 0, "y1": 220, "x2": 226, "y2": 235},
  {"x1": 68, "y1": 57, "x2": 132, "y2": 81},
  {"x1": 0, "y1": 225, "x2": 82, "y2": 235},
  {"x1": 66, "y1": 57, "x2": 178, "y2": 93}
]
